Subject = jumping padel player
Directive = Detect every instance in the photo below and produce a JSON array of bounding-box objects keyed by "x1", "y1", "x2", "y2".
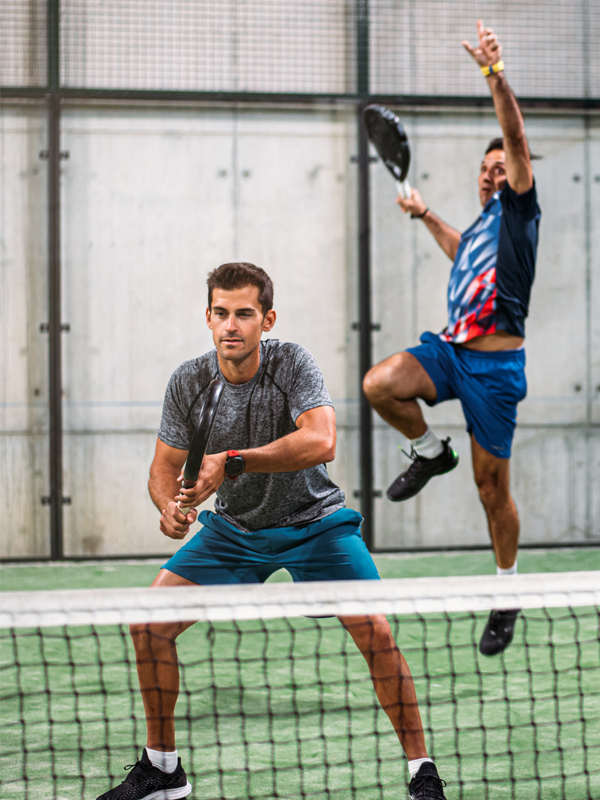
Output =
[
  {"x1": 363, "y1": 21, "x2": 541, "y2": 656},
  {"x1": 97, "y1": 262, "x2": 448, "y2": 800}
]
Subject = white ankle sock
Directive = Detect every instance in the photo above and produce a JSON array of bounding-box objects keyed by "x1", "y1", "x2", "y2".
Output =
[
  {"x1": 408, "y1": 757, "x2": 434, "y2": 779},
  {"x1": 497, "y1": 562, "x2": 517, "y2": 576},
  {"x1": 145, "y1": 747, "x2": 178, "y2": 774},
  {"x1": 410, "y1": 427, "x2": 444, "y2": 459}
]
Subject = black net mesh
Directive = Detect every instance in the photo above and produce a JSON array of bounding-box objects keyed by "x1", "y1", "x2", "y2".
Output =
[{"x1": 1, "y1": 578, "x2": 599, "y2": 800}]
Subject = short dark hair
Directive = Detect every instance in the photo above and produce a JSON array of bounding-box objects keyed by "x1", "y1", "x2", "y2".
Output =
[
  {"x1": 485, "y1": 137, "x2": 505, "y2": 156},
  {"x1": 484, "y1": 137, "x2": 542, "y2": 160},
  {"x1": 207, "y1": 262, "x2": 274, "y2": 316}
]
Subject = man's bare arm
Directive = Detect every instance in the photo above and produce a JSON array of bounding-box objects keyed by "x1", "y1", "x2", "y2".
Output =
[
  {"x1": 176, "y1": 405, "x2": 337, "y2": 510},
  {"x1": 241, "y1": 405, "x2": 336, "y2": 473},
  {"x1": 149, "y1": 440, "x2": 187, "y2": 511},
  {"x1": 149, "y1": 440, "x2": 196, "y2": 540},
  {"x1": 396, "y1": 188, "x2": 462, "y2": 261},
  {"x1": 420, "y1": 208, "x2": 462, "y2": 261},
  {"x1": 463, "y1": 20, "x2": 533, "y2": 194}
]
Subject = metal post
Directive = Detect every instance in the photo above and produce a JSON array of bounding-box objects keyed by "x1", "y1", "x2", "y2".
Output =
[
  {"x1": 47, "y1": 0, "x2": 64, "y2": 558},
  {"x1": 356, "y1": 0, "x2": 374, "y2": 550}
]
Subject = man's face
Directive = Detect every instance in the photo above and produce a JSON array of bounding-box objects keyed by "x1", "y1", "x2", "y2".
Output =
[
  {"x1": 478, "y1": 149, "x2": 506, "y2": 206},
  {"x1": 206, "y1": 285, "x2": 276, "y2": 365}
]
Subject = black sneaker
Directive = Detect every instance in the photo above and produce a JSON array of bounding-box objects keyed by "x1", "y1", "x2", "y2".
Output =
[
  {"x1": 387, "y1": 438, "x2": 459, "y2": 502},
  {"x1": 96, "y1": 749, "x2": 192, "y2": 800},
  {"x1": 409, "y1": 762, "x2": 448, "y2": 799},
  {"x1": 479, "y1": 609, "x2": 521, "y2": 656}
]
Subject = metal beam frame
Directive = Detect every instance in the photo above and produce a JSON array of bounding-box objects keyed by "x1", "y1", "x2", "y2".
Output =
[
  {"x1": 3, "y1": 85, "x2": 598, "y2": 110},
  {"x1": 46, "y1": 0, "x2": 64, "y2": 559}
]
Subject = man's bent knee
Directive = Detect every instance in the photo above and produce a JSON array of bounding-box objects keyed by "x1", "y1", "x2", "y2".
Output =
[
  {"x1": 364, "y1": 352, "x2": 436, "y2": 405},
  {"x1": 363, "y1": 363, "x2": 391, "y2": 404},
  {"x1": 475, "y1": 474, "x2": 511, "y2": 511},
  {"x1": 129, "y1": 621, "x2": 181, "y2": 651},
  {"x1": 340, "y1": 614, "x2": 397, "y2": 652},
  {"x1": 364, "y1": 354, "x2": 410, "y2": 402}
]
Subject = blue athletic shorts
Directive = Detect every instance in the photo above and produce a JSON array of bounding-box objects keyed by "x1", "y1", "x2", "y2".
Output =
[
  {"x1": 406, "y1": 331, "x2": 527, "y2": 459},
  {"x1": 162, "y1": 507, "x2": 380, "y2": 585}
]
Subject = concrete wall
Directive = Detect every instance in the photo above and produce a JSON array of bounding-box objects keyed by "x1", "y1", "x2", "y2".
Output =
[
  {"x1": 0, "y1": 106, "x2": 51, "y2": 556},
  {"x1": 1, "y1": 104, "x2": 598, "y2": 556},
  {"x1": 1, "y1": 105, "x2": 358, "y2": 557}
]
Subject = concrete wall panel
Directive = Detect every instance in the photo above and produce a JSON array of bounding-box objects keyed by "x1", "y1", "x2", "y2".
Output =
[
  {"x1": 60, "y1": 108, "x2": 237, "y2": 436},
  {"x1": 0, "y1": 435, "x2": 50, "y2": 557},
  {"x1": 375, "y1": 427, "x2": 599, "y2": 551},
  {"x1": 590, "y1": 120, "x2": 600, "y2": 426},
  {"x1": 58, "y1": 106, "x2": 356, "y2": 555},
  {"x1": 0, "y1": 106, "x2": 50, "y2": 557}
]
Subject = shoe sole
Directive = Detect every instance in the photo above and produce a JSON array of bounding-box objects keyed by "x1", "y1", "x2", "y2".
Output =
[
  {"x1": 387, "y1": 454, "x2": 459, "y2": 502},
  {"x1": 140, "y1": 782, "x2": 192, "y2": 800}
]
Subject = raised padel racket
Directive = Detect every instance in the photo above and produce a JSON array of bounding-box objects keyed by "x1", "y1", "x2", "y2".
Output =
[
  {"x1": 363, "y1": 104, "x2": 412, "y2": 199},
  {"x1": 178, "y1": 378, "x2": 225, "y2": 515}
]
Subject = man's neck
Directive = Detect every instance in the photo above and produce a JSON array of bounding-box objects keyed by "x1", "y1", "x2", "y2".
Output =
[{"x1": 217, "y1": 346, "x2": 262, "y2": 385}]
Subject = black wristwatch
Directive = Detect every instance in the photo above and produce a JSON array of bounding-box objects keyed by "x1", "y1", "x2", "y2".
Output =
[{"x1": 225, "y1": 450, "x2": 245, "y2": 480}]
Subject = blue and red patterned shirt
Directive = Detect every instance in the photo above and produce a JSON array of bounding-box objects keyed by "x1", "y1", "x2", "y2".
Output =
[{"x1": 441, "y1": 181, "x2": 541, "y2": 344}]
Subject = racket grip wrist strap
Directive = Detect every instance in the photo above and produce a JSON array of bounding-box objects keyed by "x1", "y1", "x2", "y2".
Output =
[
  {"x1": 481, "y1": 60, "x2": 505, "y2": 77},
  {"x1": 411, "y1": 207, "x2": 429, "y2": 220}
]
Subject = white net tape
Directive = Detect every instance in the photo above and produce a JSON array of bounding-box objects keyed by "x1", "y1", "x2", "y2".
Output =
[{"x1": 2, "y1": 571, "x2": 599, "y2": 628}]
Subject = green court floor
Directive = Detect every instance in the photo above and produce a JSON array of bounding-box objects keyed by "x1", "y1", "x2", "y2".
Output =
[{"x1": 1, "y1": 550, "x2": 599, "y2": 800}]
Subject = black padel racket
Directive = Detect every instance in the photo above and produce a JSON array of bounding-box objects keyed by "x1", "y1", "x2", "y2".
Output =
[
  {"x1": 179, "y1": 378, "x2": 225, "y2": 515},
  {"x1": 363, "y1": 104, "x2": 411, "y2": 199}
]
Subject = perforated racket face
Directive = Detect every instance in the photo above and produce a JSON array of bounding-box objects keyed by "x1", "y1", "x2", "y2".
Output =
[
  {"x1": 363, "y1": 105, "x2": 411, "y2": 183},
  {"x1": 183, "y1": 378, "x2": 225, "y2": 484}
]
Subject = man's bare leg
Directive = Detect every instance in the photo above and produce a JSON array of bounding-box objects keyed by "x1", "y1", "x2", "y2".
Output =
[
  {"x1": 364, "y1": 352, "x2": 458, "y2": 501},
  {"x1": 129, "y1": 569, "x2": 198, "y2": 750},
  {"x1": 471, "y1": 436, "x2": 521, "y2": 656},
  {"x1": 339, "y1": 614, "x2": 427, "y2": 760},
  {"x1": 362, "y1": 352, "x2": 437, "y2": 439},
  {"x1": 470, "y1": 436, "x2": 519, "y2": 569}
]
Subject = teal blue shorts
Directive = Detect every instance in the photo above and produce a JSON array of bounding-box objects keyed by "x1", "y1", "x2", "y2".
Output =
[
  {"x1": 162, "y1": 507, "x2": 380, "y2": 585},
  {"x1": 407, "y1": 331, "x2": 527, "y2": 459}
]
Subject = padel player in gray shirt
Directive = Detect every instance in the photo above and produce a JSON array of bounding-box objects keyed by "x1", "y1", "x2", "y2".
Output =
[{"x1": 97, "y1": 262, "x2": 448, "y2": 800}]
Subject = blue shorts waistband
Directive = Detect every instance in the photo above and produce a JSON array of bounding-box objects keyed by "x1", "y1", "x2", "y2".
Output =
[{"x1": 452, "y1": 343, "x2": 525, "y2": 361}]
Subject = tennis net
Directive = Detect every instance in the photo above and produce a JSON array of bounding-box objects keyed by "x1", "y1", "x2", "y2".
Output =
[{"x1": 1, "y1": 572, "x2": 599, "y2": 800}]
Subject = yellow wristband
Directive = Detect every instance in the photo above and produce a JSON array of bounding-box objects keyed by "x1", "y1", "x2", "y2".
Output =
[{"x1": 481, "y1": 60, "x2": 505, "y2": 77}]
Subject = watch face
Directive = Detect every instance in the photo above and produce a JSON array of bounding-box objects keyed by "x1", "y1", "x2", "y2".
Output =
[{"x1": 226, "y1": 456, "x2": 245, "y2": 476}]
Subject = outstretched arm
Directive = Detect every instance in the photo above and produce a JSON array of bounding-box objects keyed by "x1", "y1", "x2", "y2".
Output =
[
  {"x1": 396, "y1": 189, "x2": 462, "y2": 261},
  {"x1": 463, "y1": 20, "x2": 533, "y2": 194}
]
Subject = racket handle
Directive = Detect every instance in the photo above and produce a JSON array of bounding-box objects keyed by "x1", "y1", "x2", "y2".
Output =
[
  {"x1": 178, "y1": 479, "x2": 196, "y2": 518},
  {"x1": 397, "y1": 179, "x2": 411, "y2": 200}
]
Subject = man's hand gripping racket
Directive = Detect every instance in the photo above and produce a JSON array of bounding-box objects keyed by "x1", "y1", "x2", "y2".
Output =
[
  {"x1": 363, "y1": 104, "x2": 412, "y2": 199},
  {"x1": 178, "y1": 378, "x2": 225, "y2": 516}
]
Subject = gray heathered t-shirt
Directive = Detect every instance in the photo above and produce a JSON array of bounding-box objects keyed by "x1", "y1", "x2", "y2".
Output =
[{"x1": 158, "y1": 339, "x2": 345, "y2": 531}]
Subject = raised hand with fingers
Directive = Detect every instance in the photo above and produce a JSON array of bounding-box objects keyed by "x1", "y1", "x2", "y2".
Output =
[{"x1": 462, "y1": 19, "x2": 503, "y2": 69}]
